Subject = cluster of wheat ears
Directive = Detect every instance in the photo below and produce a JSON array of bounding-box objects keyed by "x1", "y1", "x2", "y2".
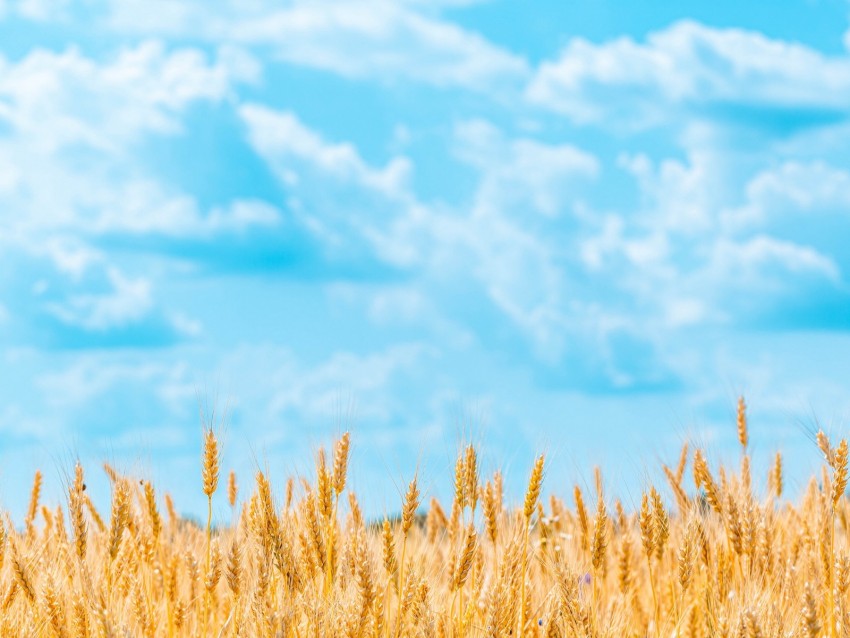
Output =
[{"x1": 2, "y1": 398, "x2": 850, "y2": 637}]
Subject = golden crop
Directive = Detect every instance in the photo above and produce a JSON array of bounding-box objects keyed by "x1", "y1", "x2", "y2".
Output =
[{"x1": 2, "y1": 398, "x2": 848, "y2": 637}]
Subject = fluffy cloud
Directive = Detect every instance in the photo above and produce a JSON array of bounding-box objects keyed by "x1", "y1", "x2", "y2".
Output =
[
  {"x1": 239, "y1": 103, "x2": 426, "y2": 275},
  {"x1": 454, "y1": 119, "x2": 599, "y2": 217},
  {"x1": 0, "y1": 242, "x2": 192, "y2": 349},
  {"x1": 0, "y1": 42, "x2": 257, "y2": 151},
  {"x1": 528, "y1": 20, "x2": 850, "y2": 130},
  {"x1": 43, "y1": 267, "x2": 154, "y2": 331},
  {"x1": 0, "y1": 42, "x2": 261, "y2": 237},
  {"x1": 718, "y1": 161, "x2": 850, "y2": 294},
  {"x1": 725, "y1": 161, "x2": 850, "y2": 229},
  {"x1": 96, "y1": 0, "x2": 528, "y2": 94},
  {"x1": 264, "y1": 344, "x2": 433, "y2": 426},
  {"x1": 239, "y1": 104, "x2": 670, "y2": 388},
  {"x1": 0, "y1": 0, "x2": 71, "y2": 20},
  {"x1": 241, "y1": 104, "x2": 412, "y2": 200},
  {"x1": 0, "y1": 41, "x2": 264, "y2": 236},
  {"x1": 445, "y1": 121, "x2": 604, "y2": 360},
  {"x1": 577, "y1": 147, "x2": 850, "y2": 337},
  {"x1": 0, "y1": 42, "x2": 271, "y2": 349},
  {"x1": 230, "y1": 3, "x2": 528, "y2": 92}
]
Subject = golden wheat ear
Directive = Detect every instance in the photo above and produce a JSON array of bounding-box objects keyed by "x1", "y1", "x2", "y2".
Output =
[{"x1": 736, "y1": 395, "x2": 748, "y2": 450}]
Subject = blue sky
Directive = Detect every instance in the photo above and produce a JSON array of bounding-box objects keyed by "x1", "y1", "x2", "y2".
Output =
[{"x1": 2, "y1": 0, "x2": 850, "y2": 521}]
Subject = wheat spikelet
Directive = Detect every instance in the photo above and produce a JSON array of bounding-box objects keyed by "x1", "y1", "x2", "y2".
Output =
[
  {"x1": 524, "y1": 455, "x2": 545, "y2": 520},
  {"x1": 103, "y1": 463, "x2": 119, "y2": 483},
  {"x1": 332, "y1": 431, "x2": 351, "y2": 495},
  {"x1": 316, "y1": 448, "x2": 333, "y2": 521},
  {"x1": 617, "y1": 535, "x2": 632, "y2": 595},
  {"x1": 72, "y1": 596, "x2": 89, "y2": 638},
  {"x1": 353, "y1": 529, "x2": 375, "y2": 635},
  {"x1": 574, "y1": 485, "x2": 590, "y2": 552},
  {"x1": 11, "y1": 544, "x2": 35, "y2": 605},
  {"x1": 107, "y1": 479, "x2": 129, "y2": 562},
  {"x1": 591, "y1": 496, "x2": 608, "y2": 573},
  {"x1": 724, "y1": 492, "x2": 743, "y2": 556},
  {"x1": 464, "y1": 444, "x2": 479, "y2": 513},
  {"x1": 451, "y1": 525, "x2": 477, "y2": 591},
  {"x1": 613, "y1": 498, "x2": 626, "y2": 531},
  {"x1": 803, "y1": 582, "x2": 821, "y2": 637},
  {"x1": 741, "y1": 453, "x2": 752, "y2": 497},
  {"x1": 639, "y1": 492, "x2": 655, "y2": 559},
  {"x1": 0, "y1": 523, "x2": 6, "y2": 576},
  {"x1": 401, "y1": 476, "x2": 420, "y2": 536},
  {"x1": 771, "y1": 451, "x2": 784, "y2": 499},
  {"x1": 650, "y1": 487, "x2": 669, "y2": 561},
  {"x1": 142, "y1": 480, "x2": 161, "y2": 545},
  {"x1": 675, "y1": 442, "x2": 689, "y2": 485},
  {"x1": 453, "y1": 453, "x2": 466, "y2": 511},
  {"x1": 381, "y1": 518, "x2": 398, "y2": 585},
  {"x1": 205, "y1": 540, "x2": 222, "y2": 593},
  {"x1": 693, "y1": 449, "x2": 722, "y2": 514},
  {"x1": 483, "y1": 481, "x2": 498, "y2": 545},
  {"x1": 744, "y1": 609, "x2": 763, "y2": 638},
  {"x1": 227, "y1": 470, "x2": 238, "y2": 508},
  {"x1": 24, "y1": 470, "x2": 42, "y2": 538},
  {"x1": 44, "y1": 575, "x2": 66, "y2": 638},
  {"x1": 834, "y1": 439, "x2": 849, "y2": 507},
  {"x1": 678, "y1": 519, "x2": 695, "y2": 592},
  {"x1": 518, "y1": 454, "x2": 544, "y2": 638},
  {"x1": 1, "y1": 580, "x2": 18, "y2": 614},
  {"x1": 737, "y1": 396, "x2": 748, "y2": 449},
  {"x1": 426, "y1": 497, "x2": 447, "y2": 544},
  {"x1": 663, "y1": 464, "x2": 691, "y2": 514},
  {"x1": 69, "y1": 463, "x2": 87, "y2": 563},
  {"x1": 202, "y1": 428, "x2": 220, "y2": 498},
  {"x1": 397, "y1": 475, "x2": 420, "y2": 597},
  {"x1": 286, "y1": 476, "x2": 294, "y2": 511},
  {"x1": 819, "y1": 430, "x2": 836, "y2": 468},
  {"x1": 163, "y1": 492, "x2": 177, "y2": 529}
]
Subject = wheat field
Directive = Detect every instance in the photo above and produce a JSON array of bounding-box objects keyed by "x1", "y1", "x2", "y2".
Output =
[{"x1": 1, "y1": 398, "x2": 848, "y2": 637}]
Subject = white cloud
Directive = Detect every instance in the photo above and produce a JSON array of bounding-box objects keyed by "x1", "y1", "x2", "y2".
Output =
[
  {"x1": 241, "y1": 104, "x2": 412, "y2": 199},
  {"x1": 266, "y1": 344, "x2": 430, "y2": 422},
  {"x1": 0, "y1": 42, "x2": 256, "y2": 152},
  {"x1": 528, "y1": 20, "x2": 850, "y2": 127},
  {"x1": 618, "y1": 150, "x2": 728, "y2": 234},
  {"x1": 82, "y1": 186, "x2": 282, "y2": 237},
  {"x1": 240, "y1": 103, "x2": 425, "y2": 269},
  {"x1": 233, "y1": 3, "x2": 528, "y2": 92},
  {"x1": 2, "y1": 0, "x2": 70, "y2": 21},
  {"x1": 33, "y1": 237, "x2": 103, "y2": 280},
  {"x1": 0, "y1": 42, "x2": 257, "y2": 151},
  {"x1": 0, "y1": 42, "x2": 265, "y2": 241},
  {"x1": 400, "y1": 0, "x2": 492, "y2": 6},
  {"x1": 474, "y1": 219, "x2": 567, "y2": 357},
  {"x1": 575, "y1": 144, "x2": 848, "y2": 336},
  {"x1": 43, "y1": 267, "x2": 153, "y2": 331},
  {"x1": 241, "y1": 107, "x2": 597, "y2": 359},
  {"x1": 454, "y1": 119, "x2": 599, "y2": 217},
  {"x1": 37, "y1": 356, "x2": 175, "y2": 409},
  {"x1": 707, "y1": 235, "x2": 839, "y2": 288},
  {"x1": 0, "y1": 39, "x2": 279, "y2": 342},
  {"x1": 100, "y1": 1, "x2": 528, "y2": 93},
  {"x1": 724, "y1": 161, "x2": 850, "y2": 229}
]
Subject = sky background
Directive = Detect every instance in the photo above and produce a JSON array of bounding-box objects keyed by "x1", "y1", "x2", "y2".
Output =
[{"x1": 2, "y1": 0, "x2": 850, "y2": 522}]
